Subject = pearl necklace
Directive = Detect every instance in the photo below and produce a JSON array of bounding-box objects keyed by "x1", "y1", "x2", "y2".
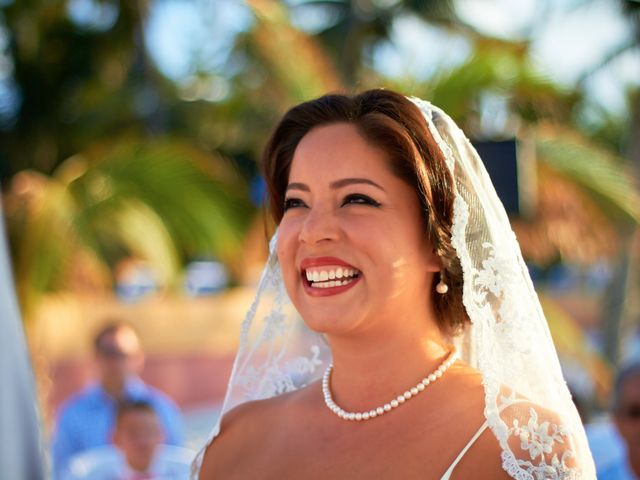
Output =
[{"x1": 322, "y1": 348, "x2": 457, "y2": 421}]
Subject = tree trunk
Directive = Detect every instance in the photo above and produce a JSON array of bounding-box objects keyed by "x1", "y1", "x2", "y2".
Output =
[{"x1": 601, "y1": 91, "x2": 640, "y2": 370}]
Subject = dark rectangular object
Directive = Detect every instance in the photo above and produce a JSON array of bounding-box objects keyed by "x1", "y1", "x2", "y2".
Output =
[{"x1": 472, "y1": 139, "x2": 520, "y2": 216}]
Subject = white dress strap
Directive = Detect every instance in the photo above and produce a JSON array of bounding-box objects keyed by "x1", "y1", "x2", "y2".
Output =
[
  {"x1": 439, "y1": 398, "x2": 529, "y2": 480},
  {"x1": 440, "y1": 420, "x2": 490, "y2": 480}
]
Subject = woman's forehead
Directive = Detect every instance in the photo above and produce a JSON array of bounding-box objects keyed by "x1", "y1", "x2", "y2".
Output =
[{"x1": 290, "y1": 123, "x2": 391, "y2": 181}]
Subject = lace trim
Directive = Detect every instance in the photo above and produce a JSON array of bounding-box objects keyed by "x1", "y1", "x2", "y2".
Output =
[{"x1": 500, "y1": 406, "x2": 579, "y2": 480}]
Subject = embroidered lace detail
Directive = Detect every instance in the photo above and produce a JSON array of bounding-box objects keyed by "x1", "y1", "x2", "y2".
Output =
[{"x1": 499, "y1": 404, "x2": 580, "y2": 480}]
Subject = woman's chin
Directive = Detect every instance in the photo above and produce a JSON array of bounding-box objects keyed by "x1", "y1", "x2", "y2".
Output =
[{"x1": 300, "y1": 311, "x2": 362, "y2": 336}]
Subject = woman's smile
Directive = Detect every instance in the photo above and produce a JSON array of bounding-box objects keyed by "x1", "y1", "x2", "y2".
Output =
[{"x1": 300, "y1": 256, "x2": 362, "y2": 296}]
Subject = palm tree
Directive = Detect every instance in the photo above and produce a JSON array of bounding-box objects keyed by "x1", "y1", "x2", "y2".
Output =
[{"x1": 0, "y1": 0, "x2": 261, "y2": 319}]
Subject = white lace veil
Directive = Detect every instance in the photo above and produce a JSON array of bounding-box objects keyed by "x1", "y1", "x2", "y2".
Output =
[{"x1": 193, "y1": 98, "x2": 595, "y2": 479}]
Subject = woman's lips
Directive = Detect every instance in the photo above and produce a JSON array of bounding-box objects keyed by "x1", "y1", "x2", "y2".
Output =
[{"x1": 300, "y1": 257, "x2": 361, "y2": 297}]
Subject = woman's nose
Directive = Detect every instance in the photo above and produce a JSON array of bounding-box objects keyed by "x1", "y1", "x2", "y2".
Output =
[{"x1": 298, "y1": 206, "x2": 339, "y2": 245}]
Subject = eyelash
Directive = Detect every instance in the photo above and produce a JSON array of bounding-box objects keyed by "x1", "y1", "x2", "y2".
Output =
[
  {"x1": 341, "y1": 194, "x2": 381, "y2": 207},
  {"x1": 283, "y1": 198, "x2": 305, "y2": 211},
  {"x1": 283, "y1": 194, "x2": 381, "y2": 211}
]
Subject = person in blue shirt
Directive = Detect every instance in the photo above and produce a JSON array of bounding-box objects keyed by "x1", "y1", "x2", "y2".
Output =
[
  {"x1": 51, "y1": 321, "x2": 184, "y2": 479},
  {"x1": 590, "y1": 363, "x2": 640, "y2": 479}
]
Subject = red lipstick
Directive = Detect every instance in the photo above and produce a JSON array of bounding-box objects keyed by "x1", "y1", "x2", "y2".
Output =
[{"x1": 300, "y1": 256, "x2": 356, "y2": 270}]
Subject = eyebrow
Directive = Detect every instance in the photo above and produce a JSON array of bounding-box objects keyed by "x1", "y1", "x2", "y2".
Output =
[{"x1": 286, "y1": 177, "x2": 386, "y2": 193}]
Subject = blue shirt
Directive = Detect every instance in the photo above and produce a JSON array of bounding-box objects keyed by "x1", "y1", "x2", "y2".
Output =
[
  {"x1": 598, "y1": 460, "x2": 639, "y2": 480},
  {"x1": 51, "y1": 378, "x2": 183, "y2": 479},
  {"x1": 586, "y1": 420, "x2": 639, "y2": 480}
]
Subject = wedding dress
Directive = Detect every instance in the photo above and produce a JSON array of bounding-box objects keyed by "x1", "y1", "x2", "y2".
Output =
[{"x1": 192, "y1": 97, "x2": 596, "y2": 479}]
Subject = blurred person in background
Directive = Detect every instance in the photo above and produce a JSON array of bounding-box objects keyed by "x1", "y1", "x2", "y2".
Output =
[
  {"x1": 62, "y1": 399, "x2": 193, "y2": 480},
  {"x1": 51, "y1": 321, "x2": 184, "y2": 478},
  {"x1": 590, "y1": 363, "x2": 640, "y2": 479}
]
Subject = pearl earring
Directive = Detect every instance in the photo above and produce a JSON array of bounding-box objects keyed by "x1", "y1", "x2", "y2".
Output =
[{"x1": 436, "y1": 271, "x2": 448, "y2": 294}]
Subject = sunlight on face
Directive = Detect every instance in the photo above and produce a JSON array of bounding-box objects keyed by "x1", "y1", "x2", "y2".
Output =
[{"x1": 276, "y1": 123, "x2": 440, "y2": 337}]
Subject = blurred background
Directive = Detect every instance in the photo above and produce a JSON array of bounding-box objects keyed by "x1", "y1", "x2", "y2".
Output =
[{"x1": 1, "y1": 0, "x2": 639, "y2": 454}]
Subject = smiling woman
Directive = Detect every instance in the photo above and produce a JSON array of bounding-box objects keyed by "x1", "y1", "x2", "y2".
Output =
[{"x1": 193, "y1": 89, "x2": 596, "y2": 479}]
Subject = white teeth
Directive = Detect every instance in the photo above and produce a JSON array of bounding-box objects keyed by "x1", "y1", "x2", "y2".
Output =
[
  {"x1": 308, "y1": 278, "x2": 354, "y2": 289},
  {"x1": 304, "y1": 265, "x2": 359, "y2": 287}
]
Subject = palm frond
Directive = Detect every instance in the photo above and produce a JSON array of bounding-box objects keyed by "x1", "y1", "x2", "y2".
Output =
[
  {"x1": 245, "y1": 0, "x2": 342, "y2": 102},
  {"x1": 534, "y1": 126, "x2": 640, "y2": 224},
  {"x1": 9, "y1": 139, "x2": 254, "y2": 316}
]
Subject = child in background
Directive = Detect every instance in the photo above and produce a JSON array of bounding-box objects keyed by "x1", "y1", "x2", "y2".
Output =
[
  {"x1": 63, "y1": 400, "x2": 193, "y2": 479},
  {"x1": 114, "y1": 400, "x2": 166, "y2": 478}
]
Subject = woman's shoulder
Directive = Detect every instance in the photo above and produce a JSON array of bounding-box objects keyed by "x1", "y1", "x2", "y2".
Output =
[
  {"x1": 430, "y1": 363, "x2": 511, "y2": 478},
  {"x1": 445, "y1": 363, "x2": 574, "y2": 436},
  {"x1": 439, "y1": 363, "x2": 582, "y2": 478},
  {"x1": 197, "y1": 387, "x2": 313, "y2": 479},
  {"x1": 466, "y1": 379, "x2": 585, "y2": 479}
]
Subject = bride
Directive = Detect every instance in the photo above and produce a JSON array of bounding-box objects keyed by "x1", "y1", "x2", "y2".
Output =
[{"x1": 194, "y1": 89, "x2": 595, "y2": 479}]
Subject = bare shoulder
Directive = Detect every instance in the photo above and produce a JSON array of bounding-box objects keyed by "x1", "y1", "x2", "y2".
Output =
[
  {"x1": 437, "y1": 363, "x2": 512, "y2": 478},
  {"x1": 197, "y1": 393, "x2": 290, "y2": 479},
  {"x1": 448, "y1": 372, "x2": 581, "y2": 478}
]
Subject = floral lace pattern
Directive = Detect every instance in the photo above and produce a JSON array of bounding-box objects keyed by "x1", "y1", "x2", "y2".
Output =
[{"x1": 500, "y1": 404, "x2": 579, "y2": 480}]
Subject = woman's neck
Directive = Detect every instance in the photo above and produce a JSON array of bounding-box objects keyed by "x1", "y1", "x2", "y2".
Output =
[{"x1": 325, "y1": 318, "x2": 450, "y2": 412}]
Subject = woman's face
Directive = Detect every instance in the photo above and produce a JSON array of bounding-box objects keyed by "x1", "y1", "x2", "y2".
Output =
[{"x1": 277, "y1": 122, "x2": 440, "y2": 336}]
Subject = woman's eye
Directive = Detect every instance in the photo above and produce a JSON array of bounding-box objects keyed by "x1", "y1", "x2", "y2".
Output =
[
  {"x1": 342, "y1": 194, "x2": 381, "y2": 207},
  {"x1": 283, "y1": 198, "x2": 306, "y2": 211}
]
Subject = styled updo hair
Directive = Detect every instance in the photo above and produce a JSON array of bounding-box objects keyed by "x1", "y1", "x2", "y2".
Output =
[{"x1": 262, "y1": 89, "x2": 469, "y2": 335}]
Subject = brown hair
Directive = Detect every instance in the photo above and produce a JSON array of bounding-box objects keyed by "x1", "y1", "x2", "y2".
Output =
[{"x1": 262, "y1": 89, "x2": 468, "y2": 334}]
